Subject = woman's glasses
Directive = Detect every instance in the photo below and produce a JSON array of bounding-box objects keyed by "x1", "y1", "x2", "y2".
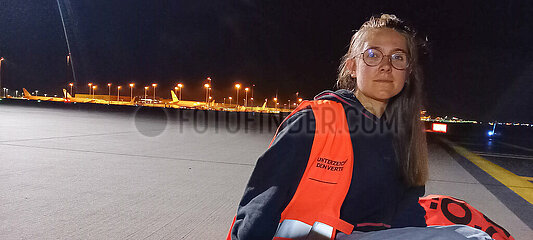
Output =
[{"x1": 360, "y1": 48, "x2": 410, "y2": 70}]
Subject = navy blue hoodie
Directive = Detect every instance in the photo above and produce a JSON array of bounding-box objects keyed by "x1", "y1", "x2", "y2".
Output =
[{"x1": 230, "y1": 89, "x2": 426, "y2": 240}]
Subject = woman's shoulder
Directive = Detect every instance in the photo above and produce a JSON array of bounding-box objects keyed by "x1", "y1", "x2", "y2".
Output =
[{"x1": 280, "y1": 106, "x2": 314, "y2": 132}]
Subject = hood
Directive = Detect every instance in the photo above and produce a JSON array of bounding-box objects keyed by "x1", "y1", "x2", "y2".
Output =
[
  {"x1": 314, "y1": 89, "x2": 382, "y2": 121},
  {"x1": 314, "y1": 89, "x2": 360, "y2": 107}
]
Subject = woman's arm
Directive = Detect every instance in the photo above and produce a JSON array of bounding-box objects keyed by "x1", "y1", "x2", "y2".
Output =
[{"x1": 230, "y1": 110, "x2": 315, "y2": 240}]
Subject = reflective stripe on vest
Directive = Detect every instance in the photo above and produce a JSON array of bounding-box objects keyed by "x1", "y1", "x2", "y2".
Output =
[
  {"x1": 272, "y1": 100, "x2": 354, "y2": 240},
  {"x1": 273, "y1": 220, "x2": 333, "y2": 240}
]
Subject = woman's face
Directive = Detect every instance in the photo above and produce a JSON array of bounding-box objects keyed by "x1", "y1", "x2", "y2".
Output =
[{"x1": 349, "y1": 28, "x2": 408, "y2": 103}]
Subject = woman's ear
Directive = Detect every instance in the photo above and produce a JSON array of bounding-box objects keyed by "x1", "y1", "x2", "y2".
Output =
[{"x1": 345, "y1": 58, "x2": 357, "y2": 78}]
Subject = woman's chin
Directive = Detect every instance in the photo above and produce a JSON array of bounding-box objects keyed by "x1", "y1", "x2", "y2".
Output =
[{"x1": 369, "y1": 92, "x2": 395, "y2": 102}]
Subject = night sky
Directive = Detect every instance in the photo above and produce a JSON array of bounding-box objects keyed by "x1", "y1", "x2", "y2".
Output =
[{"x1": 0, "y1": 0, "x2": 532, "y2": 122}]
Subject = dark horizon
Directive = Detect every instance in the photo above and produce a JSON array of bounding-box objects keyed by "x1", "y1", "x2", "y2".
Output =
[{"x1": 0, "y1": 1, "x2": 532, "y2": 122}]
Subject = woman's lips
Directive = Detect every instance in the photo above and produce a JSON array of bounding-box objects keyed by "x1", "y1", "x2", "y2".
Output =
[{"x1": 374, "y1": 79, "x2": 393, "y2": 82}]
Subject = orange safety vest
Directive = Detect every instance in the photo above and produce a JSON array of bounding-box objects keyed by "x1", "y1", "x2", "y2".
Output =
[
  {"x1": 419, "y1": 195, "x2": 514, "y2": 240},
  {"x1": 226, "y1": 100, "x2": 354, "y2": 240},
  {"x1": 272, "y1": 100, "x2": 354, "y2": 240},
  {"x1": 227, "y1": 100, "x2": 514, "y2": 240}
]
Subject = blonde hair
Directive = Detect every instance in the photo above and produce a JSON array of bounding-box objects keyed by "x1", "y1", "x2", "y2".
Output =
[{"x1": 338, "y1": 14, "x2": 428, "y2": 186}]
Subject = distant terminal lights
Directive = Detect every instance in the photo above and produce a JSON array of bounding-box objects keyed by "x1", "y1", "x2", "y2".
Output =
[
  {"x1": 421, "y1": 111, "x2": 532, "y2": 127},
  {"x1": 489, "y1": 122, "x2": 532, "y2": 127}
]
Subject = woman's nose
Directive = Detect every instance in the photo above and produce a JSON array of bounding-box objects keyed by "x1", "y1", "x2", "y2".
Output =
[{"x1": 378, "y1": 57, "x2": 393, "y2": 72}]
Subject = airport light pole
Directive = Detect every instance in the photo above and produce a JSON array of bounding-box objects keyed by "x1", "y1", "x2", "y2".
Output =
[
  {"x1": 0, "y1": 57, "x2": 4, "y2": 98},
  {"x1": 129, "y1": 83, "x2": 134, "y2": 100},
  {"x1": 251, "y1": 84, "x2": 255, "y2": 106},
  {"x1": 92, "y1": 85, "x2": 96, "y2": 99},
  {"x1": 35, "y1": 90, "x2": 39, "y2": 96},
  {"x1": 206, "y1": 77, "x2": 212, "y2": 100},
  {"x1": 235, "y1": 83, "x2": 241, "y2": 106},
  {"x1": 244, "y1": 87, "x2": 249, "y2": 107},
  {"x1": 177, "y1": 83, "x2": 183, "y2": 100},
  {"x1": 273, "y1": 97, "x2": 278, "y2": 109},
  {"x1": 69, "y1": 83, "x2": 73, "y2": 96},
  {"x1": 229, "y1": 96, "x2": 232, "y2": 106},
  {"x1": 144, "y1": 86, "x2": 148, "y2": 99},
  {"x1": 88, "y1": 83, "x2": 92, "y2": 96},
  {"x1": 107, "y1": 83, "x2": 111, "y2": 103},
  {"x1": 152, "y1": 83, "x2": 157, "y2": 100},
  {"x1": 117, "y1": 86, "x2": 121, "y2": 101},
  {"x1": 204, "y1": 83, "x2": 210, "y2": 104}
]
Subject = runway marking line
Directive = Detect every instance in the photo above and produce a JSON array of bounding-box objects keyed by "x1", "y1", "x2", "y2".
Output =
[
  {"x1": 472, "y1": 151, "x2": 533, "y2": 160},
  {"x1": 442, "y1": 139, "x2": 533, "y2": 205},
  {"x1": 498, "y1": 141, "x2": 533, "y2": 153}
]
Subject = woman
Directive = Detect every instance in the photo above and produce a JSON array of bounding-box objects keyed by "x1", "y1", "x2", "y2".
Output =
[{"x1": 228, "y1": 14, "x2": 433, "y2": 240}]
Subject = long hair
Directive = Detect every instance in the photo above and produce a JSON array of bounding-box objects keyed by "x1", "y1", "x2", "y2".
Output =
[{"x1": 337, "y1": 14, "x2": 428, "y2": 186}]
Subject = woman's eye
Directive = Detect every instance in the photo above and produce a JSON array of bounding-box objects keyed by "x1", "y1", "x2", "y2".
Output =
[{"x1": 392, "y1": 54, "x2": 405, "y2": 61}]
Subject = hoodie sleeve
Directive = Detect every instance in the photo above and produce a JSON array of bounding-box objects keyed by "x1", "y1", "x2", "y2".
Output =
[
  {"x1": 391, "y1": 185, "x2": 427, "y2": 228},
  {"x1": 229, "y1": 109, "x2": 315, "y2": 240}
]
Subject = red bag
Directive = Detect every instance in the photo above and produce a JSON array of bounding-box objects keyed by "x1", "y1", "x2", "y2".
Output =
[{"x1": 419, "y1": 195, "x2": 514, "y2": 240}]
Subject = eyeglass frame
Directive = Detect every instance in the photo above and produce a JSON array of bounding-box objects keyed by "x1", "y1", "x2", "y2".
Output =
[{"x1": 357, "y1": 48, "x2": 410, "y2": 70}]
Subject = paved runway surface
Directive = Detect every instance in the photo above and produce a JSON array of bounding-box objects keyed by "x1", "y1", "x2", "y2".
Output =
[{"x1": 0, "y1": 102, "x2": 531, "y2": 239}]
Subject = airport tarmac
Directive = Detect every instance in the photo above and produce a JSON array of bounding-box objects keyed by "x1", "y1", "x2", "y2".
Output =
[{"x1": 0, "y1": 102, "x2": 531, "y2": 239}]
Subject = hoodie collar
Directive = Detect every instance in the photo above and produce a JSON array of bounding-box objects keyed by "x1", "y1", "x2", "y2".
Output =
[{"x1": 315, "y1": 89, "x2": 386, "y2": 122}]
